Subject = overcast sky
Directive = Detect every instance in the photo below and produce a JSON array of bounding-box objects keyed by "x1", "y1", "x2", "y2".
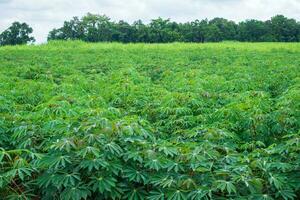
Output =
[{"x1": 1, "y1": 0, "x2": 300, "y2": 43}]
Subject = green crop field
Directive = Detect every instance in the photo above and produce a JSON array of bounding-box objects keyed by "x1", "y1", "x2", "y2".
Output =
[{"x1": 0, "y1": 41, "x2": 299, "y2": 200}]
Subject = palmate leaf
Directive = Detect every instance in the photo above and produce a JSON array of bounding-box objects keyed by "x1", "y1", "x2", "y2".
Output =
[
  {"x1": 123, "y1": 135, "x2": 147, "y2": 144},
  {"x1": 215, "y1": 180, "x2": 237, "y2": 194},
  {"x1": 16, "y1": 167, "x2": 34, "y2": 181},
  {"x1": 181, "y1": 178, "x2": 197, "y2": 189},
  {"x1": 27, "y1": 152, "x2": 44, "y2": 160},
  {"x1": 187, "y1": 151, "x2": 207, "y2": 163},
  {"x1": 102, "y1": 185, "x2": 124, "y2": 200},
  {"x1": 123, "y1": 187, "x2": 147, "y2": 200},
  {"x1": 268, "y1": 174, "x2": 285, "y2": 190},
  {"x1": 0, "y1": 148, "x2": 12, "y2": 162},
  {"x1": 189, "y1": 157, "x2": 213, "y2": 172},
  {"x1": 90, "y1": 175, "x2": 117, "y2": 193},
  {"x1": 0, "y1": 175, "x2": 5, "y2": 188},
  {"x1": 175, "y1": 107, "x2": 192, "y2": 116},
  {"x1": 165, "y1": 161, "x2": 184, "y2": 173},
  {"x1": 11, "y1": 124, "x2": 28, "y2": 140},
  {"x1": 18, "y1": 137, "x2": 33, "y2": 148},
  {"x1": 79, "y1": 158, "x2": 109, "y2": 171},
  {"x1": 36, "y1": 173, "x2": 56, "y2": 188},
  {"x1": 187, "y1": 188, "x2": 211, "y2": 200},
  {"x1": 83, "y1": 133, "x2": 103, "y2": 144},
  {"x1": 39, "y1": 185, "x2": 59, "y2": 200},
  {"x1": 42, "y1": 119, "x2": 68, "y2": 134},
  {"x1": 37, "y1": 172, "x2": 80, "y2": 189},
  {"x1": 104, "y1": 142, "x2": 123, "y2": 155},
  {"x1": 6, "y1": 189, "x2": 36, "y2": 200},
  {"x1": 167, "y1": 190, "x2": 187, "y2": 200},
  {"x1": 123, "y1": 167, "x2": 148, "y2": 183},
  {"x1": 250, "y1": 194, "x2": 274, "y2": 200},
  {"x1": 123, "y1": 151, "x2": 143, "y2": 163},
  {"x1": 270, "y1": 162, "x2": 293, "y2": 172},
  {"x1": 205, "y1": 147, "x2": 220, "y2": 158},
  {"x1": 38, "y1": 154, "x2": 71, "y2": 169},
  {"x1": 2, "y1": 169, "x2": 17, "y2": 183},
  {"x1": 77, "y1": 146, "x2": 100, "y2": 158},
  {"x1": 145, "y1": 159, "x2": 163, "y2": 171},
  {"x1": 147, "y1": 190, "x2": 165, "y2": 200},
  {"x1": 52, "y1": 172, "x2": 81, "y2": 188},
  {"x1": 158, "y1": 146, "x2": 178, "y2": 157},
  {"x1": 60, "y1": 185, "x2": 91, "y2": 200},
  {"x1": 247, "y1": 178, "x2": 263, "y2": 194},
  {"x1": 50, "y1": 137, "x2": 76, "y2": 152},
  {"x1": 276, "y1": 189, "x2": 297, "y2": 200},
  {"x1": 151, "y1": 175, "x2": 177, "y2": 188},
  {"x1": 13, "y1": 157, "x2": 29, "y2": 168}
]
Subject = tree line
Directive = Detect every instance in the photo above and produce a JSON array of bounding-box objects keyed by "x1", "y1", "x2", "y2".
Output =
[
  {"x1": 1, "y1": 13, "x2": 300, "y2": 46},
  {"x1": 48, "y1": 14, "x2": 300, "y2": 43}
]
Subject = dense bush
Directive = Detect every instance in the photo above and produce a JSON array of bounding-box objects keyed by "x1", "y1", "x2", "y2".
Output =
[{"x1": 0, "y1": 42, "x2": 299, "y2": 199}]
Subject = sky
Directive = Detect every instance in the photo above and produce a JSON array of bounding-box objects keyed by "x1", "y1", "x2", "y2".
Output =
[{"x1": 0, "y1": 0, "x2": 300, "y2": 43}]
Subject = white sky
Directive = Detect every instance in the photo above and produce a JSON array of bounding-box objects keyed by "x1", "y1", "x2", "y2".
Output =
[{"x1": 0, "y1": 0, "x2": 300, "y2": 43}]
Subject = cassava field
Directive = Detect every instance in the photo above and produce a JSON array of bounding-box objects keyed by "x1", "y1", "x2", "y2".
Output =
[{"x1": 0, "y1": 41, "x2": 299, "y2": 200}]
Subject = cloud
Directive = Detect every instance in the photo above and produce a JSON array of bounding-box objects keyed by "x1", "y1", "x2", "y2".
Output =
[{"x1": 0, "y1": 0, "x2": 299, "y2": 43}]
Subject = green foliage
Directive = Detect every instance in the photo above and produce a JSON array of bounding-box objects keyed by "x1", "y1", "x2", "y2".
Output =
[
  {"x1": 0, "y1": 22, "x2": 35, "y2": 46},
  {"x1": 0, "y1": 42, "x2": 299, "y2": 199},
  {"x1": 47, "y1": 13, "x2": 300, "y2": 43}
]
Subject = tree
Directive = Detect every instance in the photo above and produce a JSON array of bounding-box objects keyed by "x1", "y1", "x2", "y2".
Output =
[
  {"x1": 82, "y1": 13, "x2": 113, "y2": 42},
  {"x1": 182, "y1": 20, "x2": 208, "y2": 42},
  {"x1": 205, "y1": 24, "x2": 222, "y2": 42},
  {"x1": 149, "y1": 18, "x2": 181, "y2": 43},
  {"x1": 112, "y1": 20, "x2": 135, "y2": 43},
  {"x1": 132, "y1": 20, "x2": 150, "y2": 42},
  {"x1": 0, "y1": 22, "x2": 35, "y2": 46},
  {"x1": 48, "y1": 17, "x2": 85, "y2": 41},
  {"x1": 238, "y1": 20, "x2": 269, "y2": 42},
  {"x1": 267, "y1": 15, "x2": 300, "y2": 42},
  {"x1": 209, "y1": 18, "x2": 237, "y2": 41}
]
